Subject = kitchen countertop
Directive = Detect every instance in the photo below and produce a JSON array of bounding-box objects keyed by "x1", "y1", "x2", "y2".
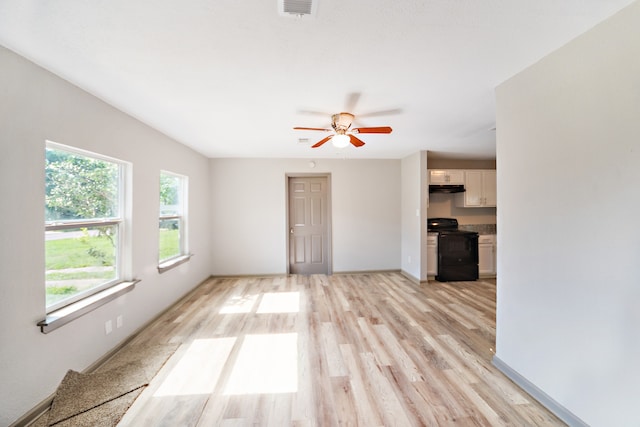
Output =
[
  {"x1": 458, "y1": 224, "x2": 496, "y2": 235},
  {"x1": 427, "y1": 224, "x2": 496, "y2": 236}
]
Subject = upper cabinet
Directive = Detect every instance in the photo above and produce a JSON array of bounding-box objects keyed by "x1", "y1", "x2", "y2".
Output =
[
  {"x1": 456, "y1": 170, "x2": 496, "y2": 208},
  {"x1": 429, "y1": 169, "x2": 465, "y2": 185}
]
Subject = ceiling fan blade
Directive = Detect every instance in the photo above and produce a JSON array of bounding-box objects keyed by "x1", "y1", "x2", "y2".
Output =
[
  {"x1": 358, "y1": 108, "x2": 403, "y2": 118},
  {"x1": 294, "y1": 127, "x2": 332, "y2": 132},
  {"x1": 311, "y1": 135, "x2": 333, "y2": 148},
  {"x1": 297, "y1": 109, "x2": 332, "y2": 116},
  {"x1": 348, "y1": 134, "x2": 366, "y2": 147},
  {"x1": 352, "y1": 126, "x2": 393, "y2": 134},
  {"x1": 345, "y1": 92, "x2": 362, "y2": 112}
]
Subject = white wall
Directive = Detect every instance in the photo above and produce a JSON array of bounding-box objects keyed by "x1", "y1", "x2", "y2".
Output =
[
  {"x1": 0, "y1": 45, "x2": 211, "y2": 425},
  {"x1": 400, "y1": 151, "x2": 427, "y2": 281},
  {"x1": 209, "y1": 158, "x2": 401, "y2": 275},
  {"x1": 495, "y1": 2, "x2": 640, "y2": 426}
]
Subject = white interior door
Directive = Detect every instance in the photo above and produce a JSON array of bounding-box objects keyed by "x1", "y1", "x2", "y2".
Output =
[{"x1": 288, "y1": 176, "x2": 329, "y2": 275}]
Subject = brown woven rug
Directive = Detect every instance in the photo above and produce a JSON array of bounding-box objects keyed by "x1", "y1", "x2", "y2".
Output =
[{"x1": 34, "y1": 343, "x2": 178, "y2": 427}]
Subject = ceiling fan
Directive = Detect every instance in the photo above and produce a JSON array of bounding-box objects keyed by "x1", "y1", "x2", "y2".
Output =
[{"x1": 294, "y1": 112, "x2": 393, "y2": 148}]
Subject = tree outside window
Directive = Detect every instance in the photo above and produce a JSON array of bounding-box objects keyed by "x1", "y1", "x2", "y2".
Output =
[
  {"x1": 45, "y1": 142, "x2": 126, "y2": 311},
  {"x1": 159, "y1": 171, "x2": 187, "y2": 263}
]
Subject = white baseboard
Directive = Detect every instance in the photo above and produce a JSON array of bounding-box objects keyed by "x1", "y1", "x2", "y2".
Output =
[
  {"x1": 400, "y1": 269, "x2": 421, "y2": 284},
  {"x1": 492, "y1": 356, "x2": 588, "y2": 427}
]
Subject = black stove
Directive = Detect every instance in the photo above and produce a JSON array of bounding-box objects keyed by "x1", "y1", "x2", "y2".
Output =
[
  {"x1": 427, "y1": 218, "x2": 473, "y2": 234},
  {"x1": 427, "y1": 218, "x2": 479, "y2": 282}
]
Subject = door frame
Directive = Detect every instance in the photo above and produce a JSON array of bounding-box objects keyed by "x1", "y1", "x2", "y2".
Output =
[{"x1": 285, "y1": 173, "x2": 332, "y2": 275}]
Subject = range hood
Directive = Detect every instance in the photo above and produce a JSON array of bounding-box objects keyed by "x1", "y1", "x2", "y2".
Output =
[{"x1": 429, "y1": 184, "x2": 465, "y2": 194}]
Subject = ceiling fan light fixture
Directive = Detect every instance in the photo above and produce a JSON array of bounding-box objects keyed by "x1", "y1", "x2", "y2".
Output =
[
  {"x1": 331, "y1": 134, "x2": 350, "y2": 148},
  {"x1": 294, "y1": 108, "x2": 392, "y2": 149},
  {"x1": 332, "y1": 112, "x2": 354, "y2": 132}
]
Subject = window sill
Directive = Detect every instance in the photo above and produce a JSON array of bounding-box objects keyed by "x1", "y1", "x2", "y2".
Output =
[
  {"x1": 158, "y1": 253, "x2": 193, "y2": 274},
  {"x1": 37, "y1": 280, "x2": 139, "y2": 334}
]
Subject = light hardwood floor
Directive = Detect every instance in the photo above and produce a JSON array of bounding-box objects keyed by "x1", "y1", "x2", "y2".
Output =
[{"x1": 118, "y1": 273, "x2": 564, "y2": 426}]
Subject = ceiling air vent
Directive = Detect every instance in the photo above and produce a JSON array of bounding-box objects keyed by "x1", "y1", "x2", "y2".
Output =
[{"x1": 278, "y1": 0, "x2": 317, "y2": 18}]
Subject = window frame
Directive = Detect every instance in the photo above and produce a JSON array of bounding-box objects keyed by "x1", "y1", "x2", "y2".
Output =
[
  {"x1": 44, "y1": 141, "x2": 131, "y2": 313},
  {"x1": 158, "y1": 170, "x2": 190, "y2": 272}
]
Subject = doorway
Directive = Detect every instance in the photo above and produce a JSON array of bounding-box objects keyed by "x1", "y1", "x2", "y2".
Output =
[{"x1": 287, "y1": 175, "x2": 331, "y2": 274}]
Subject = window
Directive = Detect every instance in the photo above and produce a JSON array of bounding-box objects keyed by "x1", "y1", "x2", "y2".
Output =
[
  {"x1": 159, "y1": 171, "x2": 188, "y2": 270},
  {"x1": 45, "y1": 142, "x2": 129, "y2": 312}
]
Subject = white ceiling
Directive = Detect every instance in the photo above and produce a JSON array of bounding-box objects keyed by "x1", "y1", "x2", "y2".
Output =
[{"x1": 0, "y1": 0, "x2": 635, "y2": 159}]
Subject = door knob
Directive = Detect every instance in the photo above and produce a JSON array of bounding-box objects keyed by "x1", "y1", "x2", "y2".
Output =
[{"x1": 290, "y1": 228, "x2": 294, "y2": 234}]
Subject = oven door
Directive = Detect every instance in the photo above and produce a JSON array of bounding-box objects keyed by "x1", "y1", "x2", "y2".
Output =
[{"x1": 436, "y1": 232, "x2": 479, "y2": 282}]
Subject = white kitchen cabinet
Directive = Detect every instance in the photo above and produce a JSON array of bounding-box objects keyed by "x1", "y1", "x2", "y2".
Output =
[
  {"x1": 427, "y1": 233, "x2": 437, "y2": 276},
  {"x1": 429, "y1": 169, "x2": 465, "y2": 185},
  {"x1": 478, "y1": 234, "x2": 496, "y2": 276},
  {"x1": 456, "y1": 170, "x2": 496, "y2": 207}
]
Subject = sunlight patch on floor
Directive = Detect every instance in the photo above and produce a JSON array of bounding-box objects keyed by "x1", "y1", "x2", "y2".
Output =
[
  {"x1": 256, "y1": 292, "x2": 300, "y2": 314},
  {"x1": 153, "y1": 337, "x2": 236, "y2": 396},
  {"x1": 219, "y1": 294, "x2": 259, "y2": 314},
  {"x1": 224, "y1": 333, "x2": 298, "y2": 395}
]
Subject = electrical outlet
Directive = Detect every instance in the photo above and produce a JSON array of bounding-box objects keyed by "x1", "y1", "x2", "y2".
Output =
[
  {"x1": 408, "y1": 255, "x2": 412, "y2": 263},
  {"x1": 116, "y1": 315, "x2": 123, "y2": 328},
  {"x1": 105, "y1": 320, "x2": 113, "y2": 335}
]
